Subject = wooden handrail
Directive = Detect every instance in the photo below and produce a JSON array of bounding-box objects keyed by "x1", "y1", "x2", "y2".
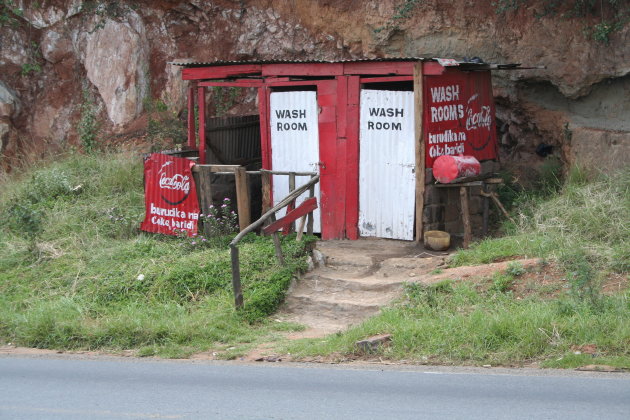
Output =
[{"x1": 228, "y1": 174, "x2": 320, "y2": 309}]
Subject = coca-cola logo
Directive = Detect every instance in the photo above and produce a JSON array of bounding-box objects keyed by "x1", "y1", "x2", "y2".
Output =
[
  {"x1": 159, "y1": 172, "x2": 190, "y2": 193},
  {"x1": 465, "y1": 94, "x2": 492, "y2": 131},
  {"x1": 158, "y1": 161, "x2": 191, "y2": 205}
]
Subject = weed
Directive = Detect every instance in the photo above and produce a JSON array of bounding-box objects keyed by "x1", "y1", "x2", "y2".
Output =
[
  {"x1": 211, "y1": 86, "x2": 241, "y2": 117},
  {"x1": 78, "y1": 89, "x2": 100, "y2": 153},
  {"x1": 490, "y1": 272, "x2": 515, "y2": 293},
  {"x1": 0, "y1": 0, "x2": 22, "y2": 28},
  {"x1": 506, "y1": 261, "x2": 526, "y2": 277},
  {"x1": 200, "y1": 198, "x2": 238, "y2": 237}
]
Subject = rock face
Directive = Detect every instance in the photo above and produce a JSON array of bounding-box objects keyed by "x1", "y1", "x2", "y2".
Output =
[
  {"x1": 84, "y1": 12, "x2": 149, "y2": 126},
  {"x1": 0, "y1": 0, "x2": 627, "y2": 175}
]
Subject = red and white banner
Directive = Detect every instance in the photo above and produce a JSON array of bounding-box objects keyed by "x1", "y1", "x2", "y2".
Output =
[
  {"x1": 424, "y1": 71, "x2": 498, "y2": 168},
  {"x1": 140, "y1": 153, "x2": 199, "y2": 236}
]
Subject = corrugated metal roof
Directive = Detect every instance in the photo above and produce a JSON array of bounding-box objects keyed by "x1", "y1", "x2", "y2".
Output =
[
  {"x1": 169, "y1": 57, "x2": 432, "y2": 67},
  {"x1": 168, "y1": 57, "x2": 535, "y2": 70}
]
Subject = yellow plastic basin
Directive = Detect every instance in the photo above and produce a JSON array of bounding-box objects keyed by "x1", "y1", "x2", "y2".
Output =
[{"x1": 424, "y1": 230, "x2": 451, "y2": 251}]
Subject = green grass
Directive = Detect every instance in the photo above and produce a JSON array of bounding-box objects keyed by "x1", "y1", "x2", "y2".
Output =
[
  {"x1": 0, "y1": 152, "x2": 311, "y2": 358},
  {"x1": 285, "y1": 168, "x2": 630, "y2": 368},
  {"x1": 285, "y1": 281, "x2": 630, "y2": 368},
  {"x1": 450, "y1": 167, "x2": 629, "y2": 274}
]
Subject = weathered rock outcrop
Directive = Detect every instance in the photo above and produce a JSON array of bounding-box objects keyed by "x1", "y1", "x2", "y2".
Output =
[{"x1": 0, "y1": 0, "x2": 627, "y2": 175}]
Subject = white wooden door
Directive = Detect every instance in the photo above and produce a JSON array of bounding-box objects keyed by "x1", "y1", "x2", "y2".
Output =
[
  {"x1": 359, "y1": 90, "x2": 415, "y2": 240},
  {"x1": 270, "y1": 91, "x2": 321, "y2": 232}
]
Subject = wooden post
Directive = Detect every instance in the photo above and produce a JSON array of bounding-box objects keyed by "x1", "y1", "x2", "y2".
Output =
[
  {"x1": 192, "y1": 165, "x2": 213, "y2": 236},
  {"x1": 229, "y1": 245, "x2": 244, "y2": 309},
  {"x1": 460, "y1": 186, "x2": 472, "y2": 248},
  {"x1": 197, "y1": 87, "x2": 206, "y2": 164},
  {"x1": 307, "y1": 176, "x2": 315, "y2": 235},
  {"x1": 261, "y1": 170, "x2": 271, "y2": 215},
  {"x1": 269, "y1": 214, "x2": 285, "y2": 265},
  {"x1": 413, "y1": 61, "x2": 426, "y2": 242},
  {"x1": 296, "y1": 216, "x2": 307, "y2": 241},
  {"x1": 482, "y1": 183, "x2": 490, "y2": 236},
  {"x1": 187, "y1": 87, "x2": 196, "y2": 149},
  {"x1": 234, "y1": 167, "x2": 251, "y2": 231},
  {"x1": 288, "y1": 172, "x2": 296, "y2": 232}
]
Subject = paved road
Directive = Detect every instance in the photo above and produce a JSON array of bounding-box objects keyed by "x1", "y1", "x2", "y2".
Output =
[{"x1": 1, "y1": 356, "x2": 629, "y2": 419}]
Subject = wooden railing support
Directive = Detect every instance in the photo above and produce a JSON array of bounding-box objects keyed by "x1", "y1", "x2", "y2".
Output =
[{"x1": 228, "y1": 175, "x2": 320, "y2": 309}]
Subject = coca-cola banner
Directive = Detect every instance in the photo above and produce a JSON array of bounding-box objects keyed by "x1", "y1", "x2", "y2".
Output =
[
  {"x1": 140, "y1": 153, "x2": 199, "y2": 236},
  {"x1": 423, "y1": 70, "x2": 498, "y2": 168}
]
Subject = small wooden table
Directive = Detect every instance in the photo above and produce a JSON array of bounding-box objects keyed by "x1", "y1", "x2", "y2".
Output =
[{"x1": 435, "y1": 177, "x2": 504, "y2": 248}]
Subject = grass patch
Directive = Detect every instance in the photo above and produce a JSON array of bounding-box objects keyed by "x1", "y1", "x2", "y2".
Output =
[
  {"x1": 450, "y1": 167, "x2": 629, "y2": 275},
  {"x1": 0, "y1": 152, "x2": 311, "y2": 357},
  {"x1": 285, "y1": 167, "x2": 629, "y2": 368},
  {"x1": 285, "y1": 281, "x2": 630, "y2": 368}
]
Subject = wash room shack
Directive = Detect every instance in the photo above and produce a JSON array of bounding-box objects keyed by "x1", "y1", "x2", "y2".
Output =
[{"x1": 175, "y1": 58, "x2": 524, "y2": 242}]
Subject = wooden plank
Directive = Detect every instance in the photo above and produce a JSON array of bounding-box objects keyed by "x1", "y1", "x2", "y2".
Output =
[
  {"x1": 335, "y1": 76, "x2": 349, "y2": 238},
  {"x1": 296, "y1": 215, "x2": 307, "y2": 241},
  {"x1": 262, "y1": 197, "x2": 318, "y2": 234},
  {"x1": 234, "y1": 167, "x2": 251, "y2": 231},
  {"x1": 261, "y1": 170, "x2": 271, "y2": 215},
  {"x1": 343, "y1": 61, "x2": 414, "y2": 75},
  {"x1": 197, "y1": 87, "x2": 206, "y2": 164},
  {"x1": 192, "y1": 166, "x2": 214, "y2": 235},
  {"x1": 288, "y1": 172, "x2": 296, "y2": 233},
  {"x1": 262, "y1": 63, "x2": 344, "y2": 77},
  {"x1": 192, "y1": 164, "x2": 242, "y2": 173},
  {"x1": 413, "y1": 62, "x2": 426, "y2": 242},
  {"x1": 198, "y1": 80, "x2": 262, "y2": 88},
  {"x1": 360, "y1": 76, "x2": 414, "y2": 83},
  {"x1": 460, "y1": 186, "x2": 472, "y2": 248},
  {"x1": 182, "y1": 64, "x2": 262, "y2": 80},
  {"x1": 260, "y1": 169, "x2": 317, "y2": 176},
  {"x1": 482, "y1": 183, "x2": 490, "y2": 236},
  {"x1": 187, "y1": 87, "x2": 196, "y2": 149},
  {"x1": 317, "y1": 80, "x2": 340, "y2": 239},
  {"x1": 307, "y1": 181, "x2": 315, "y2": 235},
  {"x1": 435, "y1": 181, "x2": 484, "y2": 188},
  {"x1": 229, "y1": 246, "x2": 244, "y2": 308},
  {"x1": 345, "y1": 76, "x2": 360, "y2": 240},
  {"x1": 268, "y1": 213, "x2": 285, "y2": 265},
  {"x1": 423, "y1": 62, "x2": 446, "y2": 75}
]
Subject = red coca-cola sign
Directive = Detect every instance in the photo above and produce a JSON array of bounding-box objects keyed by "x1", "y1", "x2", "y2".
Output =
[
  {"x1": 424, "y1": 70, "x2": 498, "y2": 168},
  {"x1": 140, "y1": 153, "x2": 199, "y2": 236}
]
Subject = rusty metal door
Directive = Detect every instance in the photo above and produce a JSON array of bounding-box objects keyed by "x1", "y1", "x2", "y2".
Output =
[
  {"x1": 269, "y1": 90, "x2": 321, "y2": 232},
  {"x1": 358, "y1": 89, "x2": 416, "y2": 240}
]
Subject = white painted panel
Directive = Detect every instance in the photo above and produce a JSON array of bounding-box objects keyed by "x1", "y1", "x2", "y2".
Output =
[
  {"x1": 270, "y1": 91, "x2": 321, "y2": 232},
  {"x1": 359, "y1": 90, "x2": 415, "y2": 240}
]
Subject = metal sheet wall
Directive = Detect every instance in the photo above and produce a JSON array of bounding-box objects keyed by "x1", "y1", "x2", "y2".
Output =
[
  {"x1": 358, "y1": 89, "x2": 415, "y2": 240},
  {"x1": 269, "y1": 91, "x2": 321, "y2": 232},
  {"x1": 205, "y1": 115, "x2": 261, "y2": 166}
]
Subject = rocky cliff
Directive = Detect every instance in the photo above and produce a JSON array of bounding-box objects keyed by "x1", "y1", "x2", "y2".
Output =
[{"x1": 1, "y1": 0, "x2": 628, "y2": 177}]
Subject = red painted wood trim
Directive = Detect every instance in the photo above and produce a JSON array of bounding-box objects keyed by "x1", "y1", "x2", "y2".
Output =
[
  {"x1": 198, "y1": 80, "x2": 263, "y2": 87},
  {"x1": 317, "y1": 80, "x2": 340, "y2": 240},
  {"x1": 359, "y1": 76, "x2": 414, "y2": 83},
  {"x1": 261, "y1": 63, "x2": 344, "y2": 77},
  {"x1": 187, "y1": 87, "x2": 196, "y2": 149},
  {"x1": 345, "y1": 76, "x2": 361, "y2": 240},
  {"x1": 422, "y1": 62, "x2": 445, "y2": 75},
  {"x1": 197, "y1": 87, "x2": 206, "y2": 164},
  {"x1": 262, "y1": 198, "x2": 318, "y2": 234},
  {"x1": 258, "y1": 87, "x2": 271, "y2": 170},
  {"x1": 182, "y1": 65, "x2": 262, "y2": 80},
  {"x1": 343, "y1": 61, "x2": 414, "y2": 75},
  {"x1": 334, "y1": 76, "x2": 349, "y2": 238}
]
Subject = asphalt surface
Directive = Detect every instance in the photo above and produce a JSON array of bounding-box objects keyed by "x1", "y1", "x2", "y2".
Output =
[{"x1": 1, "y1": 356, "x2": 629, "y2": 419}]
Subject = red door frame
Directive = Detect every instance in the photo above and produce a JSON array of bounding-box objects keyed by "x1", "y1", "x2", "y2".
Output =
[{"x1": 260, "y1": 79, "x2": 342, "y2": 240}]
